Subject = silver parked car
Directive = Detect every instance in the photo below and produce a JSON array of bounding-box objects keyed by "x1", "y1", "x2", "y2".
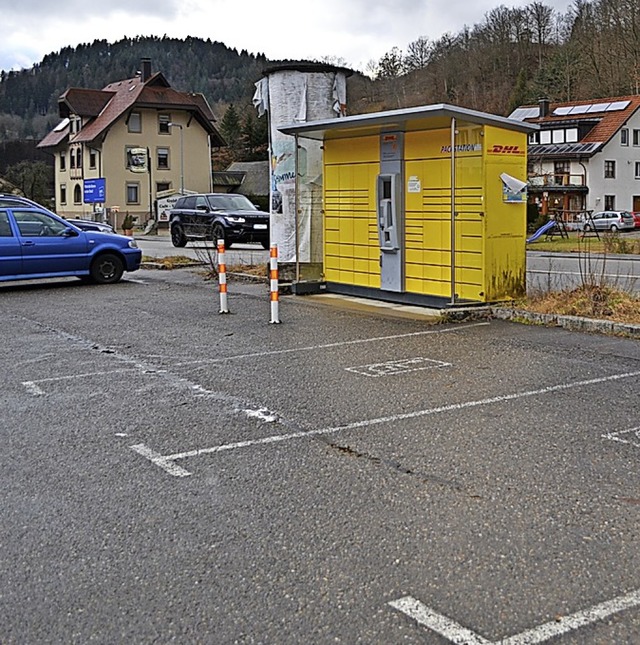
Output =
[{"x1": 582, "y1": 210, "x2": 635, "y2": 232}]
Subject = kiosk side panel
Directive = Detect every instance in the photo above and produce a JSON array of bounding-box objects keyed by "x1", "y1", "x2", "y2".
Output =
[
  {"x1": 324, "y1": 137, "x2": 380, "y2": 288},
  {"x1": 483, "y1": 125, "x2": 528, "y2": 301}
]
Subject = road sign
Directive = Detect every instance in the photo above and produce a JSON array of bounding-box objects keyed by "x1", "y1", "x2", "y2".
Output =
[{"x1": 84, "y1": 178, "x2": 106, "y2": 204}]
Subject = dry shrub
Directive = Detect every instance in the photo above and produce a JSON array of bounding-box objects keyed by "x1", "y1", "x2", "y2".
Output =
[{"x1": 523, "y1": 284, "x2": 640, "y2": 324}]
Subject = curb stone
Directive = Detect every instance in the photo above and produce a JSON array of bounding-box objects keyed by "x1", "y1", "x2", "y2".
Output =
[{"x1": 490, "y1": 307, "x2": 640, "y2": 339}]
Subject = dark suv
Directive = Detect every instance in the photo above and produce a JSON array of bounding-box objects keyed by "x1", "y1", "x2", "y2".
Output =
[{"x1": 169, "y1": 193, "x2": 270, "y2": 248}]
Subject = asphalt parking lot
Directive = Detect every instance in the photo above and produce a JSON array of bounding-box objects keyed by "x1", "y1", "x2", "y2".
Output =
[{"x1": 1, "y1": 268, "x2": 639, "y2": 644}]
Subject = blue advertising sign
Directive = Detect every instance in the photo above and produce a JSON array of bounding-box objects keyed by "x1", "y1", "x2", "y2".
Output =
[{"x1": 84, "y1": 178, "x2": 106, "y2": 203}]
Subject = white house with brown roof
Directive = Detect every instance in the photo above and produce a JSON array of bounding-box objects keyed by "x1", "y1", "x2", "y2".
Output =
[
  {"x1": 510, "y1": 96, "x2": 640, "y2": 218},
  {"x1": 38, "y1": 58, "x2": 225, "y2": 229}
]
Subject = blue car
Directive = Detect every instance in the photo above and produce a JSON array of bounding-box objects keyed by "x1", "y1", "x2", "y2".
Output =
[{"x1": 0, "y1": 203, "x2": 142, "y2": 284}]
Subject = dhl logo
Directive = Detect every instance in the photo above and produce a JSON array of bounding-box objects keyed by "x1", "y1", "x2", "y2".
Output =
[{"x1": 489, "y1": 144, "x2": 524, "y2": 155}]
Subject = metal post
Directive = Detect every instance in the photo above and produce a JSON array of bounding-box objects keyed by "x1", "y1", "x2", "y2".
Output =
[
  {"x1": 294, "y1": 134, "x2": 300, "y2": 283},
  {"x1": 168, "y1": 122, "x2": 184, "y2": 194},
  {"x1": 450, "y1": 117, "x2": 457, "y2": 306},
  {"x1": 269, "y1": 244, "x2": 281, "y2": 324},
  {"x1": 218, "y1": 238, "x2": 229, "y2": 314}
]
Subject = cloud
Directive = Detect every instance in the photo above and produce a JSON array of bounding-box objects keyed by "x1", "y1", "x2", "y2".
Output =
[{"x1": 0, "y1": 0, "x2": 576, "y2": 73}]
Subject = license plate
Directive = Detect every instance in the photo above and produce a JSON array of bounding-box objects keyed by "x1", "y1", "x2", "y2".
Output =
[{"x1": 253, "y1": 224, "x2": 268, "y2": 229}]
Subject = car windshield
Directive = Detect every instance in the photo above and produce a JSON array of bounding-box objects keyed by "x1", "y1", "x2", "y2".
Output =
[{"x1": 206, "y1": 194, "x2": 256, "y2": 211}]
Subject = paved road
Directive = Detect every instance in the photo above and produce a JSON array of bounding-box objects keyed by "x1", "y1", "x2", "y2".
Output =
[
  {"x1": 136, "y1": 234, "x2": 268, "y2": 266},
  {"x1": 1, "y1": 269, "x2": 639, "y2": 643},
  {"x1": 136, "y1": 233, "x2": 640, "y2": 294}
]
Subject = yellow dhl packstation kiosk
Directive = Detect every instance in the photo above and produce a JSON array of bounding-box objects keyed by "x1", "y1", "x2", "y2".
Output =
[{"x1": 280, "y1": 104, "x2": 537, "y2": 307}]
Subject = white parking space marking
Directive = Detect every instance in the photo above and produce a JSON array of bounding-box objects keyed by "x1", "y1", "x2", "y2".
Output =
[
  {"x1": 345, "y1": 357, "x2": 451, "y2": 377},
  {"x1": 174, "y1": 323, "x2": 490, "y2": 368},
  {"x1": 22, "y1": 381, "x2": 45, "y2": 396},
  {"x1": 244, "y1": 408, "x2": 278, "y2": 423},
  {"x1": 389, "y1": 596, "x2": 489, "y2": 644},
  {"x1": 22, "y1": 369, "x2": 140, "y2": 395},
  {"x1": 602, "y1": 426, "x2": 640, "y2": 448},
  {"x1": 131, "y1": 370, "x2": 640, "y2": 476},
  {"x1": 130, "y1": 444, "x2": 192, "y2": 478},
  {"x1": 390, "y1": 589, "x2": 640, "y2": 643}
]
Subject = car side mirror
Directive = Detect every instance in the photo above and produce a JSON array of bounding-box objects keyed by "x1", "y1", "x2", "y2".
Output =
[{"x1": 62, "y1": 227, "x2": 79, "y2": 237}]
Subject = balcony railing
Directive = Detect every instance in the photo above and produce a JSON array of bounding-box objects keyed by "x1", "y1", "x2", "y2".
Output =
[{"x1": 528, "y1": 173, "x2": 586, "y2": 187}]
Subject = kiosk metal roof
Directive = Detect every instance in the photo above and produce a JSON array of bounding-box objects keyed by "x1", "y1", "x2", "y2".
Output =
[{"x1": 278, "y1": 103, "x2": 538, "y2": 140}]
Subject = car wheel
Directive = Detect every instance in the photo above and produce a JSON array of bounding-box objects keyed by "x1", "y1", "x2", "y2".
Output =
[
  {"x1": 90, "y1": 253, "x2": 124, "y2": 284},
  {"x1": 212, "y1": 224, "x2": 231, "y2": 248},
  {"x1": 171, "y1": 224, "x2": 187, "y2": 247},
  {"x1": 610, "y1": 224, "x2": 619, "y2": 232}
]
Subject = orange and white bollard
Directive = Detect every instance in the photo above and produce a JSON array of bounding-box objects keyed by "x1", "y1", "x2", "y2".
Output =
[
  {"x1": 269, "y1": 243, "x2": 281, "y2": 324},
  {"x1": 217, "y1": 238, "x2": 229, "y2": 314}
]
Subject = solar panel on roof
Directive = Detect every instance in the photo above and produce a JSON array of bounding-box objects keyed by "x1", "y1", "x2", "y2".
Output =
[
  {"x1": 553, "y1": 106, "x2": 572, "y2": 115},
  {"x1": 606, "y1": 100, "x2": 631, "y2": 111},
  {"x1": 587, "y1": 103, "x2": 610, "y2": 113},
  {"x1": 509, "y1": 107, "x2": 539, "y2": 120},
  {"x1": 53, "y1": 118, "x2": 70, "y2": 132},
  {"x1": 569, "y1": 105, "x2": 590, "y2": 114}
]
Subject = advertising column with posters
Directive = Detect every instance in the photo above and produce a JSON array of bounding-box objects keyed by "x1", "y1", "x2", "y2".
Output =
[{"x1": 254, "y1": 64, "x2": 349, "y2": 267}]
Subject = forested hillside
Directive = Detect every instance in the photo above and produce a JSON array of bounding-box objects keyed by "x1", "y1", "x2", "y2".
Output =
[
  {"x1": 351, "y1": 0, "x2": 640, "y2": 116},
  {"x1": 0, "y1": 36, "x2": 267, "y2": 142},
  {"x1": 0, "y1": 0, "x2": 638, "y2": 147}
]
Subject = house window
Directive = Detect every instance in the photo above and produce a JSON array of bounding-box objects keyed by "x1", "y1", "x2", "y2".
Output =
[
  {"x1": 621, "y1": 128, "x2": 629, "y2": 146},
  {"x1": 554, "y1": 161, "x2": 570, "y2": 186},
  {"x1": 158, "y1": 114, "x2": 171, "y2": 134},
  {"x1": 60, "y1": 184, "x2": 67, "y2": 205},
  {"x1": 566, "y1": 128, "x2": 578, "y2": 143},
  {"x1": 126, "y1": 183, "x2": 140, "y2": 204},
  {"x1": 604, "y1": 160, "x2": 616, "y2": 179},
  {"x1": 89, "y1": 150, "x2": 97, "y2": 170},
  {"x1": 635, "y1": 162, "x2": 640, "y2": 179},
  {"x1": 540, "y1": 130, "x2": 551, "y2": 145},
  {"x1": 70, "y1": 151, "x2": 76, "y2": 169},
  {"x1": 75, "y1": 148, "x2": 82, "y2": 169},
  {"x1": 128, "y1": 111, "x2": 142, "y2": 133},
  {"x1": 73, "y1": 184, "x2": 82, "y2": 204},
  {"x1": 634, "y1": 129, "x2": 640, "y2": 146},
  {"x1": 156, "y1": 182, "x2": 171, "y2": 193},
  {"x1": 60, "y1": 152, "x2": 66, "y2": 172},
  {"x1": 604, "y1": 195, "x2": 615, "y2": 210},
  {"x1": 157, "y1": 147, "x2": 170, "y2": 169},
  {"x1": 552, "y1": 130, "x2": 564, "y2": 144},
  {"x1": 528, "y1": 132, "x2": 539, "y2": 145}
]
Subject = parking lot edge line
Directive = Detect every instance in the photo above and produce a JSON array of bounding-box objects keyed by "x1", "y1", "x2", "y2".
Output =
[
  {"x1": 388, "y1": 596, "x2": 491, "y2": 644},
  {"x1": 130, "y1": 443, "x2": 192, "y2": 477},
  {"x1": 172, "y1": 323, "x2": 491, "y2": 367},
  {"x1": 499, "y1": 587, "x2": 640, "y2": 645},
  {"x1": 24, "y1": 368, "x2": 138, "y2": 386},
  {"x1": 161, "y1": 370, "x2": 640, "y2": 462}
]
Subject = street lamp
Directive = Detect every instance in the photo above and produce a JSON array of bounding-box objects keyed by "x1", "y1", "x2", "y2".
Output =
[{"x1": 168, "y1": 122, "x2": 184, "y2": 194}]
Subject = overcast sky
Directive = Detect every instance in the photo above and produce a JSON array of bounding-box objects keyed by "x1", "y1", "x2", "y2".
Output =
[{"x1": 1, "y1": 0, "x2": 576, "y2": 74}]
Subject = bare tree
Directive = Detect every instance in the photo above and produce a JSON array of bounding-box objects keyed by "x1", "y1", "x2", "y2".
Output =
[
  {"x1": 528, "y1": 1, "x2": 555, "y2": 68},
  {"x1": 405, "y1": 36, "x2": 432, "y2": 72},
  {"x1": 376, "y1": 47, "x2": 406, "y2": 79}
]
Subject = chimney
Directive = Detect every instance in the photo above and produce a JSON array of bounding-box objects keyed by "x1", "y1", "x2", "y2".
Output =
[
  {"x1": 538, "y1": 97, "x2": 550, "y2": 118},
  {"x1": 141, "y1": 58, "x2": 152, "y2": 82}
]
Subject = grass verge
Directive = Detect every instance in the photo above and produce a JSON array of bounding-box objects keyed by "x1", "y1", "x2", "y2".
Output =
[{"x1": 516, "y1": 285, "x2": 640, "y2": 325}]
